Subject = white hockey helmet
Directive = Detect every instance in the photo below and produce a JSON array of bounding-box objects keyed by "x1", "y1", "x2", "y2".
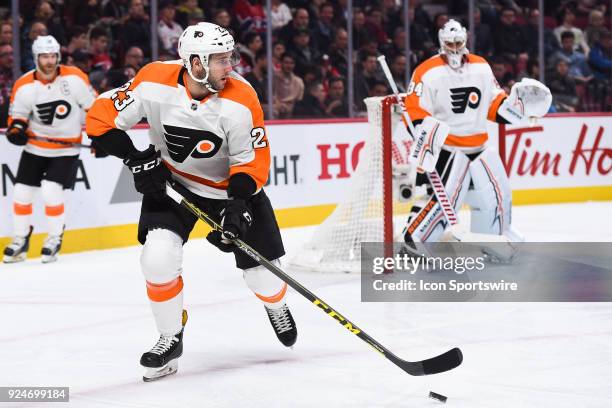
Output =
[
  {"x1": 177, "y1": 22, "x2": 239, "y2": 93},
  {"x1": 438, "y1": 19, "x2": 469, "y2": 69},
  {"x1": 32, "y1": 35, "x2": 61, "y2": 70}
]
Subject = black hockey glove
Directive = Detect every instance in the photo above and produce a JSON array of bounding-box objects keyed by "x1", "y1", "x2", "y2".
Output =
[
  {"x1": 221, "y1": 198, "x2": 253, "y2": 241},
  {"x1": 6, "y1": 120, "x2": 28, "y2": 146},
  {"x1": 123, "y1": 144, "x2": 171, "y2": 201}
]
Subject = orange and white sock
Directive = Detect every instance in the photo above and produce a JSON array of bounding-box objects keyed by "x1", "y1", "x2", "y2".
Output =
[
  {"x1": 41, "y1": 180, "x2": 65, "y2": 236},
  {"x1": 243, "y1": 259, "x2": 288, "y2": 310},
  {"x1": 12, "y1": 183, "x2": 35, "y2": 237}
]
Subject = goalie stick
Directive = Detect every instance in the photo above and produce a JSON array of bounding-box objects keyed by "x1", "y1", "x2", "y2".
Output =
[
  {"x1": 377, "y1": 55, "x2": 460, "y2": 231},
  {"x1": 165, "y1": 182, "x2": 463, "y2": 376}
]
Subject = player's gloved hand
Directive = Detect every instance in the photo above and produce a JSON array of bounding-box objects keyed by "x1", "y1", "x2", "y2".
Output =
[
  {"x1": 221, "y1": 198, "x2": 253, "y2": 241},
  {"x1": 92, "y1": 147, "x2": 109, "y2": 158},
  {"x1": 123, "y1": 144, "x2": 171, "y2": 201},
  {"x1": 6, "y1": 120, "x2": 28, "y2": 146},
  {"x1": 205, "y1": 230, "x2": 235, "y2": 253}
]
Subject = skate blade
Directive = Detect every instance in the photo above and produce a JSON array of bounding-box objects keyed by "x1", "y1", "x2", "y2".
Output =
[
  {"x1": 142, "y1": 359, "x2": 178, "y2": 382},
  {"x1": 3, "y1": 253, "x2": 27, "y2": 263},
  {"x1": 41, "y1": 254, "x2": 58, "y2": 263}
]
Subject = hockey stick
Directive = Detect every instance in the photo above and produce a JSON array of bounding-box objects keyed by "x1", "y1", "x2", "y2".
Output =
[
  {"x1": 165, "y1": 182, "x2": 463, "y2": 376},
  {"x1": 377, "y1": 55, "x2": 460, "y2": 230}
]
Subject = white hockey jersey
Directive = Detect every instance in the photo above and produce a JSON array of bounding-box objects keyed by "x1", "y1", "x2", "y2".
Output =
[
  {"x1": 404, "y1": 54, "x2": 507, "y2": 150},
  {"x1": 8, "y1": 65, "x2": 97, "y2": 157},
  {"x1": 86, "y1": 60, "x2": 270, "y2": 199}
]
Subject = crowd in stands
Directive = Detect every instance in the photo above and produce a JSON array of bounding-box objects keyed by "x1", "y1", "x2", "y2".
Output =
[{"x1": 0, "y1": 0, "x2": 610, "y2": 125}]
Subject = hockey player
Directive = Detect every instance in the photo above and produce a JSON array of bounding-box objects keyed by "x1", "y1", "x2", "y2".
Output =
[
  {"x1": 3, "y1": 35, "x2": 97, "y2": 263},
  {"x1": 85, "y1": 22, "x2": 296, "y2": 382},
  {"x1": 400, "y1": 20, "x2": 551, "y2": 245}
]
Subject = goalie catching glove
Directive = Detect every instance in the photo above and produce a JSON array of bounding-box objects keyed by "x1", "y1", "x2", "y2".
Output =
[{"x1": 498, "y1": 78, "x2": 552, "y2": 125}]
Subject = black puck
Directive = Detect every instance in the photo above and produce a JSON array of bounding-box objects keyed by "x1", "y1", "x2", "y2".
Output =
[{"x1": 429, "y1": 391, "x2": 447, "y2": 403}]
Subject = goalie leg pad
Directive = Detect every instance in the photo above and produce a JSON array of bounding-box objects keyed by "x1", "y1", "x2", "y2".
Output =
[
  {"x1": 466, "y1": 148, "x2": 513, "y2": 236},
  {"x1": 141, "y1": 228, "x2": 184, "y2": 336},
  {"x1": 243, "y1": 259, "x2": 287, "y2": 309},
  {"x1": 404, "y1": 150, "x2": 471, "y2": 242}
]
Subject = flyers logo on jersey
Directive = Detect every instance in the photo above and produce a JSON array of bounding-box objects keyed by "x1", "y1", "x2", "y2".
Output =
[
  {"x1": 449, "y1": 87, "x2": 481, "y2": 113},
  {"x1": 35, "y1": 100, "x2": 72, "y2": 125},
  {"x1": 163, "y1": 124, "x2": 223, "y2": 163}
]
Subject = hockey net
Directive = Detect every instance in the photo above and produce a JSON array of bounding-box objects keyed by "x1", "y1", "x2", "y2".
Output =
[{"x1": 290, "y1": 96, "x2": 413, "y2": 273}]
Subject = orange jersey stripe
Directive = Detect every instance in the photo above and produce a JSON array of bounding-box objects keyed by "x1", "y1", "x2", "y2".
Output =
[
  {"x1": 163, "y1": 160, "x2": 229, "y2": 189},
  {"x1": 45, "y1": 204, "x2": 64, "y2": 216},
  {"x1": 14, "y1": 203, "x2": 33, "y2": 215},
  {"x1": 221, "y1": 78, "x2": 271, "y2": 189},
  {"x1": 445, "y1": 133, "x2": 488, "y2": 147},
  {"x1": 487, "y1": 91, "x2": 507, "y2": 121},
  {"x1": 86, "y1": 62, "x2": 182, "y2": 137},
  {"x1": 404, "y1": 56, "x2": 446, "y2": 122},
  {"x1": 27, "y1": 134, "x2": 82, "y2": 149},
  {"x1": 255, "y1": 283, "x2": 288, "y2": 304},
  {"x1": 146, "y1": 276, "x2": 184, "y2": 302}
]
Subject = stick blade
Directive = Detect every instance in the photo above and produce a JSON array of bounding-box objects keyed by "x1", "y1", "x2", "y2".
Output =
[{"x1": 396, "y1": 347, "x2": 463, "y2": 376}]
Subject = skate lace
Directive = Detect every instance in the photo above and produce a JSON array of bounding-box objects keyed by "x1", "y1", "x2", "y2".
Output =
[
  {"x1": 268, "y1": 305, "x2": 293, "y2": 334},
  {"x1": 150, "y1": 335, "x2": 178, "y2": 355},
  {"x1": 43, "y1": 234, "x2": 62, "y2": 250}
]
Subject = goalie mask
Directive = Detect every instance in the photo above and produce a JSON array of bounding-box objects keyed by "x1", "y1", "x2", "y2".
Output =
[
  {"x1": 438, "y1": 19, "x2": 469, "y2": 69},
  {"x1": 32, "y1": 35, "x2": 61, "y2": 71},
  {"x1": 177, "y1": 22, "x2": 240, "y2": 93}
]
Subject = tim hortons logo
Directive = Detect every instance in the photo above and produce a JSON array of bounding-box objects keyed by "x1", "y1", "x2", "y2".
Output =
[
  {"x1": 498, "y1": 123, "x2": 611, "y2": 177},
  {"x1": 317, "y1": 140, "x2": 411, "y2": 180}
]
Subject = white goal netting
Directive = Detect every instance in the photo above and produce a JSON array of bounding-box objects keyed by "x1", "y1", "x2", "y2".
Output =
[{"x1": 290, "y1": 96, "x2": 412, "y2": 273}]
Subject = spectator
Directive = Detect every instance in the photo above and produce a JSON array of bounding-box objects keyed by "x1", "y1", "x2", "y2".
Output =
[
  {"x1": 328, "y1": 28, "x2": 348, "y2": 76},
  {"x1": 430, "y1": 13, "x2": 449, "y2": 42},
  {"x1": 74, "y1": 0, "x2": 103, "y2": 28},
  {"x1": 233, "y1": 0, "x2": 266, "y2": 34},
  {"x1": 522, "y1": 8, "x2": 560, "y2": 60},
  {"x1": 491, "y1": 57, "x2": 514, "y2": 92},
  {"x1": 351, "y1": 9, "x2": 370, "y2": 51},
  {"x1": 245, "y1": 49, "x2": 268, "y2": 107},
  {"x1": 288, "y1": 28, "x2": 320, "y2": 77},
  {"x1": 293, "y1": 80, "x2": 327, "y2": 118},
  {"x1": 548, "y1": 59, "x2": 579, "y2": 112},
  {"x1": 63, "y1": 26, "x2": 88, "y2": 60},
  {"x1": 101, "y1": 0, "x2": 130, "y2": 40},
  {"x1": 381, "y1": 0, "x2": 401, "y2": 38},
  {"x1": 273, "y1": 52, "x2": 304, "y2": 118},
  {"x1": 365, "y1": 8, "x2": 388, "y2": 45},
  {"x1": 354, "y1": 52, "x2": 380, "y2": 111},
  {"x1": 272, "y1": 41, "x2": 286, "y2": 70},
  {"x1": 235, "y1": 32, "x2": 263, "y2": 76},
  {"x1": 472, "y1": 7, "x2": 493, "y2": 58},
  {"x1": 554, "y1": 7, "x2": 589, "y2": 55},
  {"x1": 588, "y1": 30, "x2": 612, "y2": 81},
  {"x1": 212, "y1": 9, "x2": 237, "y2": 34},
  {"x1": 270, "y1": 0, "x2": 292, "y2": 31},
  {"x1": 493, "y1": 7, "x2": 527, "y2": 60},
  {"x1": 34, "y1": 1, "x2": 66, "y2": 45},
  {"x1": 324, "y1": 76, "x2": 348, "y2": 117},
  {"x1": 312, "y1": 2, "x2": 334, "y2": 54},
  {"x1": 278, "y1": 8, "x2": 310, "y2": 47},
  {"x1": 123, "y1": 45, "x2": 144, "y2": 71},
  {"x1": 584, "y1": 9, "x2": 607, "y2": 48},
  {"x1": 1, "y1": 21, "x2": 12, "y2": 45},
  {"x1": 89, "y1": 26, "x2": 113, "y2": 71},
  {"x1": 368, "y1": 80, "x2": 390, "y2": 97},
  {"x1": 390, "y1": 53, "x2": 407, "y2": 93},
  {"x1": 21, "y1": 21, "x2": 48, "y2": 71},
  {"x1": 122, "y1": 0, "x2": 150, "y2": 57},
  {"x1": 0, "y1": 43, "x2": 13, "y2": 127},
  {"x1": 176, "y1": 0, "x2": 204, "y2": 27},
  {"x1": 71, "y1": 49, "x2": 94, "y2": 75},
  {"x1": 158, "y1": 0, "x2": 183, "y2": 56},
  {"x1": 407, "y1": 7, "x2": 435, "y2": 60},
  {"x1": 551, "y1": 31, "x2": 593, "y2": 83}
]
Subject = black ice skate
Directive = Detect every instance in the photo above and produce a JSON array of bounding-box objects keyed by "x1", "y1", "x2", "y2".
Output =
[
  {"x1": 265, "y1": 304, "x2": 297, "y2": 348},
  {"x1": 41, "y1": 231, "x2": 64, "y2": 263},
  {"x1": 3, "y1": 226, "x2": 33, "y2": 263},
  {"x1": 140, "y1": 309, "x2": 188, "y2": 382}
]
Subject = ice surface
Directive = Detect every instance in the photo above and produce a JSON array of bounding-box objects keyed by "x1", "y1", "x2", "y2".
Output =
[{"x1": 0, "y1": 202, "x2": 611, "y2": 407}]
